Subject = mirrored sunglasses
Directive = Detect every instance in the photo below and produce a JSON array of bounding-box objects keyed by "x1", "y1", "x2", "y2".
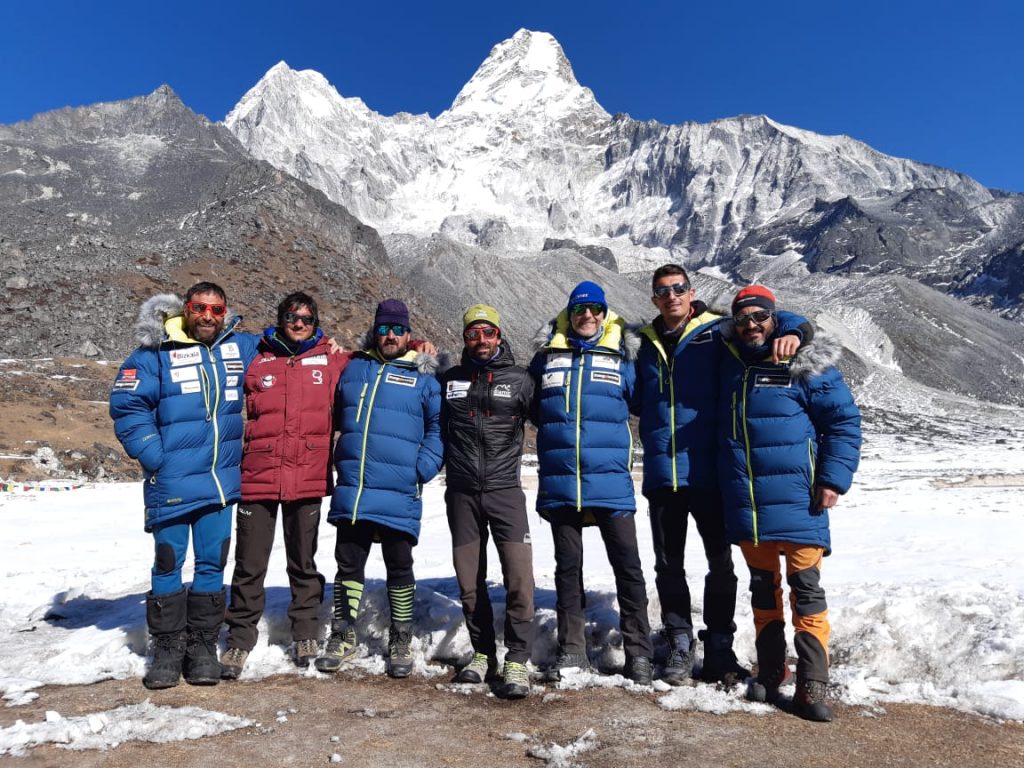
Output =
[
  {"x1": 185, "y1": 301, "x2": 227, "y2": 317},
  {"x1": 464, "y1": 326, "x2": 499, "y2": 341},
  {"x1": 283, "y1": 311, "x2": 316, "y2": 326},
  {"x1": 733, "y1": 310, "x2": 774, "y2": 327},
  {"x1": 376, "y1": 323, "x2": 409, "y2": 336},
  {"x1": 571, "y1": 302, "x2": 606, "y2": 316},
  {"x1": 652, "y1": 281, "x2": 690, "y2": 299}
]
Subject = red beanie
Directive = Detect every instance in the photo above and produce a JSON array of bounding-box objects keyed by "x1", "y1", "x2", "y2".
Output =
[{"x1": 732, "y1": 285, "x2": 776, "y2": 314}]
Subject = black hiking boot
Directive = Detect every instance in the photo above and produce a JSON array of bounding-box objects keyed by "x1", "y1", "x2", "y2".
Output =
[
  {"x1": 183, "y1": 590, "x2": 224, "y2": 685},
  {"x1": 793, "y1": 678, "x2": 833, "y2": 722},
  {"x1": 624, "y1": 655, "x2": 653, "y2": 686},
  {"x1": 143, "y1": 588, "x2": 187, "y2": 690},
  {"x1": 316, "y1": 621, "x2": 359, "y2": 673},
  {"x1": 746, "y1": 620, "x2": 791, "y2": 703},
  {"x1": 699, "y1": 630, "x2": 751, "y2": 686},
  {"x1": 387, "y1": 622, "x2": 414, "y2": 679},
  {"x1": 661, "y1": 633, "x2": 695, "y2": 686}
]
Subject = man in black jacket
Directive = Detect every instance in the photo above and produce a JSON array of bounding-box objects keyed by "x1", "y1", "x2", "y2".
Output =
[{"x1": 441, "y1": 304, "x2": 536, "y2": 699}]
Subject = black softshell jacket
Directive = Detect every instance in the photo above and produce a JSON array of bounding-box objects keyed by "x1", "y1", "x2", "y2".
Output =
[{"x1": 440, "y1": 344, "x2": 535, "y2": 493}]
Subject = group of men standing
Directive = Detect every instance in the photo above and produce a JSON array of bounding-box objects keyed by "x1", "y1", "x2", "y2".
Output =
[{"x1": 111, "y1": 265, "x2": 861, "y2": 721}]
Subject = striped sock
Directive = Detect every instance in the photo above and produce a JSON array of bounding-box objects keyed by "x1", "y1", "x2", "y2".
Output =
[
  {"x1": 333, "y1": 578, "x2": 364, "y2": 624},
  {"x1": 387, "y1": 583, "x2": 415, "y2": 624}
]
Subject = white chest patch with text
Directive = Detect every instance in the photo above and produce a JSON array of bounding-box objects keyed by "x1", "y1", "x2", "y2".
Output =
[
  {"x1": 226, "y1": 375, "x2": 239, "y2": 387},
  {"x1": 169, "y1": 348, "x2": 202, "y2": 367},
  {"x1": 542, "y1": 371, "x2": 566, "y2": 389},
  {"x1": 180, "y1": 381, "x2": 201, "y2": 395},
  {"x1": 225, "y1": 389, "x2": 239, "y2": 401},
  {"x1": 223, "y1": 361, "x2": 245, "y2": 373},
  {"x1": 753, "y1": 373, "x2": 792, "y2": 388},
  {"x1": 545, "y1": 352, "x2": 573, "y2": 369},
  {"x1": 591, "y1": 356, "x2": 620, "y2": 371},
  {"x1": 170, "y1": 366, "x2": 199, "y2": 383},
  {"x1": 446, "y1": 380, "x2": 470, "y2": 400},
  {"x1": 492, "y1": 383, "x2": 513, "y2": 399},
  {"x1": 591, "y1": 371, "x2": 622, "y2": 386},
  {"x1": 219, "y1": 342, "x2": 240, "y2": 360},
  {"x1": 302, "y1": 354, "x2": 328, "y2": 366},
  {"x1": 386, "y1": 372, "x2": 417, "y2": 387}
]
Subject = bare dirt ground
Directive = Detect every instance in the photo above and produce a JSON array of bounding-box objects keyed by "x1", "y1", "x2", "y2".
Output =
[{"x1": 3, "y1": 673, "x2": 1022, "y2": 768}]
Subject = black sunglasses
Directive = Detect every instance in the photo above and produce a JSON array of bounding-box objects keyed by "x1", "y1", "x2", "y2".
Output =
[
  {"x1": 733, "y1": 310, "x2": 774, "y2": 327},
  {"x1": 283, "y1": 311, "x2": 316, "y2": 326},
  {"x1": 652, "y1": 282, "x2": 690, "y2": 299},
  {"x1": 571, "y1": 303, "x2": 606, "y2": 316},
  {"x1": 376, "y1": 323, "x2": 409, "y2": 336}
]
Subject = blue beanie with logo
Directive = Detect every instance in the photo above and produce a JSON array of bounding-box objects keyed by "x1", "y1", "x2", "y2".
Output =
[{"x1": 567, "y1": 281, "x2": 607, "y2": 313}]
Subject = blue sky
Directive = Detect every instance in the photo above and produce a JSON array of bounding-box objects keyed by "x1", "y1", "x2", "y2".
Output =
[{"x1": 3, "y1": 0, "x2": 1022, "y2": 191}]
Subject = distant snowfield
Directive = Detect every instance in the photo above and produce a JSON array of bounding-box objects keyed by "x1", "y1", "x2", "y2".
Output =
[{"x1": 1, "y1": 426, "x2": 1023, "y2": 755}]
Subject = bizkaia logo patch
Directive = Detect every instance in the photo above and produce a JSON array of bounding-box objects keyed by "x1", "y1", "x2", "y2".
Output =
[
  {"x1": 169, "y1": 348, "x2": 202, "y2": 367},
  {"x1": 492, "y1": 383, "x2": 513, "y2": 399},
  {"x1": 385, "y1": 372, "x2": 417, "y2": 387}
]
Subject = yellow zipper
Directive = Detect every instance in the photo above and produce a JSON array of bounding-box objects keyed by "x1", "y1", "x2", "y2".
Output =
[
  {"x1": 731, "y1": 391, "x2": 738, "y2": 440},
  {"x1": 351, "y1": 364, "x2": 386, "y2": 523},
  {"x1": 564, "y1": 370, "x2": 571, "y2": 413},
  {"x1": 356, "y1": 383, "x2": 368, "y2": 422},
  {"x1": 207, "y1": 346, "x2": 226, "y2": 506}
]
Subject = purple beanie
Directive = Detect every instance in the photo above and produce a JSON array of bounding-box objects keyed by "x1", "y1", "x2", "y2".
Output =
[{"x1": 374, "y1": 299, "x2": 410, "y2": 328}]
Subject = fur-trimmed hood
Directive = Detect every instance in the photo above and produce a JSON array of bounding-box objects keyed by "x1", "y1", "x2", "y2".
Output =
[
  {"x1": 722, "y1": 321, "x2": 843, "y2": 380},
  {"x1": 532, "y1": 309, "x2": 641, "y2": 362},
  {"x1": 132, "y1": 293, "x2": 242, "y2": 349},
  {"x1": 356, "y1": 329, "x2": 440, "y2": 375}
]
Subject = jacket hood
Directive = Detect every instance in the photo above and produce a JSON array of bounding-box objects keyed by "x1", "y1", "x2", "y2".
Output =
[
  {"x1": 132, "y1": 293, "x2": 241, "y2": 349},
  {"x1": 532, "y1": 309, "x2": 640, "y2": 361},
  {"x1": 357, "y1": 329, "x2": 439, "y2": 375},
  {"x1": 722, "y1": 322, "x2": 844, "y2": 380}
]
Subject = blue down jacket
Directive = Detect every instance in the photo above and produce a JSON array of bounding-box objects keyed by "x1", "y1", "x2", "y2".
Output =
[
  {"x1": 717, "y1": 328, "x2": 861, "y2": 554},
  {"x1": 528, "y1": 309, "x2": 638, "y2": 516},
  {"x1": 109, "y1": 294, "x2": 261, "y2": 531},
  {"x1": 632, "y1": 308, "x2": 812, "y2": 494},
  {"x1": 327, "y1": 340, "x2": 443, "y2": 542}
]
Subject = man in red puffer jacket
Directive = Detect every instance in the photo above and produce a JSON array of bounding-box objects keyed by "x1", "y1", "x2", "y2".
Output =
[{"x1": 221, "y1": 292, "x2": 350, "y2": 678}]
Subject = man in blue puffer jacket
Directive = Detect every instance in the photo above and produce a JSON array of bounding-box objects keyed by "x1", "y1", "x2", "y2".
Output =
[
  {"x1": 529, "y1": 281, "x2": 654, "y2": 685},
  {"x1": 631, "y1": 264, "x2": 812, "y2": 686},
  {"x1": 318, "y1": 299, "x2": 443, "y2": 679},
  {"x1": 110, "y1": 282, "x2": 261, "y2": 690},
  {"x1": 718, "y1": 285, "x2": 861, "y2": 723}
]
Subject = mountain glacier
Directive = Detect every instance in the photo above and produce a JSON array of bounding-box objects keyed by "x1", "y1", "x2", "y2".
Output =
[{"x1": 224, "y1": 28, "x2": 1024, "y2": 290}]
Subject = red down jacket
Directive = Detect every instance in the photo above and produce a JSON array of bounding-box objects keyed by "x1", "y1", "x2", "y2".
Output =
[{"x1": 240, "y1": 329, "x2": 350, "y2": 501}]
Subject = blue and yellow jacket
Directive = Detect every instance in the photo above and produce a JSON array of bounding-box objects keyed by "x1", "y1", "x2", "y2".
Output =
[
  {"x1": 109, "y1": 294, "x2": 261, "y2": 531},
  {"x1": 528, "y1": 309, "x2": 638, "y2": 517},
  {"x1": 328, "y1": 339, "x2": 443, "y2": 542},
  {"x1": 632, "y1": 307, "x2": 813, "y2": 495},
  {"x1": 717, "y1": 328, "x2": 861, "y2": 554}
]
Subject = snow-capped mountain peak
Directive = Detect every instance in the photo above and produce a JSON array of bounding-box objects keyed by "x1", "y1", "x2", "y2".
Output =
[{"x1": 444, "y1": 29, "x2": 607, "y2": 122}]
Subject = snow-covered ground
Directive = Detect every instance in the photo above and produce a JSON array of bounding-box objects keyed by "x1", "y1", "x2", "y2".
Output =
[{"x1": 2, "y1": 424, "x2": 1023, "y2": 755}]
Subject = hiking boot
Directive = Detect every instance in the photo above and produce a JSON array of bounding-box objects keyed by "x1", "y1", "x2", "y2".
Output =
[
  {"x1": 143, "y1": 589, "x2": 187, "y2": 690},
  {"x1": 793, "y1": 678, "x2": 833, "y2": 722},
  {"x1": 500, "y1": 660, "x2": 531, "y2": 699},
  {"x1": 624, "y1": 655, "x2": 654, "y2": 686},
  {"x1": 294, "y1": 639, "x2": 319, "y2": 667},
  {"x1": 220, "y1": 647, "x2": 249, "y2": 680},
  {"x1": 183, "y1": 590, "x2": 225, "y2": 686},
  {"x1": 455, "y1": 652, "x2": 498, "y2": 684},
  {"x1": 387, "y1": 622, "x2": 414, "y2": 679},
  {"x1": 547, "y1": 651, "x2": 590, "y2": 681},
  {"x1": 315, "y1": 622, "x2": 358, "y2": 673},
  {"x1": 661, "y1": 633, "x2": 695, "y2": 686},
  {"x1": 699, "y1": 631, "x2": 751, "y2": 685},
  {"x1": 746, "y1": 664, "x2": 793, "y2": 703}
]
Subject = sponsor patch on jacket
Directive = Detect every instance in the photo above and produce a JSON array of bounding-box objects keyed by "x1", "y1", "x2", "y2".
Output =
[
  {"x1": 169, "y1": 348, "x2": 202, "y2": 367},
  {"x1": 446, "y1": 380, "x2": 470, "y2": 400},
  {"x1": 542, "y1": 371, "x2": 566, "y2": 388},
  {"x1": 170, "y1": 365, "x2": 199, "y2": 383},
  {"x1": 591, "y1": 371, "x2": 622, "y2": 386},
  {"x1": 180, "y1": 381, "x2": 201, "y2": 394},
  {"x1": 261, "y1": 374, "x2": 276, "y2": 388},
  {"x1": 119, "y1": 368, "x2": 137, "y2": 380},
  {"x1": 386, "y1": 372, "x2": 417, "y2": 387},
  {"x1": 225, "y1": 389, "x2": 239, "y2": 401},
  {"x1": 545, "y1": 352, "x2": 573, "y2": 369},
  {"x1": 591, "y1": 355, "x2": 620, "y2": 371},
  {"x1": 226, "y1": 375, "x2": 239, "y2": 387},
  {"x1": 301, "y1": 355, "x2": 328, "y2": 366},
  {"x1": 492, "y1": 383, "x2": 512, "y2": 399},
  {"x1": 219, "y1": 342, "x2": 240, "y2": 360},
  {"x1": 257, "y1": 357, "x2": 275, "y2": 365},
  {"x1": 113, "y1": 380, "x2": 139, "y2": 391},
  {"x1": 753, "y1": 372, "x2": 792, "y2": 388},
  {"x1": 690, "y1": 329, "x2": 715, "y2": 345},
  {"x1": 223, "y1": 361, "x2": 245, "y2": 373}
]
